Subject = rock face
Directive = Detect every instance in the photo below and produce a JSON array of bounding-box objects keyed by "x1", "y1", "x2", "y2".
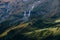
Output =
[
  {"x1": 0, "y1": 0, "x2": 60, "y2": 22},
  {"x1": 0, "y1": 0, "x2": 60, "y2": 40}
]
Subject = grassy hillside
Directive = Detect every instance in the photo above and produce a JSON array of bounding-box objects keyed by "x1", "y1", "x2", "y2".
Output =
[{"x1": 0, "y1": 18, "x2": 60, "y2": 40}]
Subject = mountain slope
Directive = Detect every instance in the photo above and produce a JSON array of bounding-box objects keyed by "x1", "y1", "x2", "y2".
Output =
[{"x1": 0, "y1": 0, "x2": 60, "y2": 40}]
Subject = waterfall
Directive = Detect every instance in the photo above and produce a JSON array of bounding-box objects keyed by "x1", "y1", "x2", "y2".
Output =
[
  {"x1": 31, "y1": 5, "x2": 35, "y2": 10},
  {"x1": 24, "y1": 6, "x2": 34, "y2": 18},
  {"x1": 23, "y1": 0, "x2": 43, "y2": 22},
  {"x1": 28, "y1": 11, "x2": 31, "y2": 17},
  {"x1": 27, "y1": 5, "x2": 35, "y2": 17},
  {"x1": 24, "y1": 11, "x2": 26, "y2": 17},
  {"x1": 23, "y1": 3, "x2": 35, "y2": 22}
]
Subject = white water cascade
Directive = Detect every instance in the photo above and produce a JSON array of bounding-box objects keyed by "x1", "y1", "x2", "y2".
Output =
[
  {"x1": 23, "y1": 3, "x2": 35, "y2": 17},
  {"x1": 23, "y1": 0, "x2": 45, "y2": 22}
]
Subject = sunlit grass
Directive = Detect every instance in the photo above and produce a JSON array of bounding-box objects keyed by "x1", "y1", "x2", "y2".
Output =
[
  {"x1": 0, "y1": 23, "x2": 29, "y2": 38},
  {"x1": 55, "y1": 19, "x2": 60, "y2": 23},
  {"x1": 24, "y1": 27, "x2": 60, "y2": 38}
]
